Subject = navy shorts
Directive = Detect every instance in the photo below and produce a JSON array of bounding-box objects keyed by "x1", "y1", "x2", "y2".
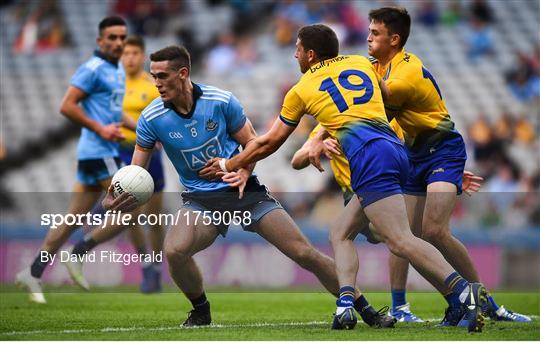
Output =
[
  {"x1": 347, "y1": 138, "x2": 409, "y2": 208},
  {"x1": 404, "y1": 135, "x2": 467, "y2": 195},
  {"x1": 77, "y1": 157, "x2": 124, "y2": 185},
  {"x1": 180, "y1": 176, "x2": 282, "y2": 237},
  {"x1": 119, "y1": 146, "x2": 165, "y2": 192}
]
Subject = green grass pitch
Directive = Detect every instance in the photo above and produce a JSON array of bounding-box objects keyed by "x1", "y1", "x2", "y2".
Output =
[{"x1": 1, "y1": 288, "x2": 538, "y2": 340}]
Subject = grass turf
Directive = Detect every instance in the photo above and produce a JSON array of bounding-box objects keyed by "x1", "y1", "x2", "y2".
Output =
[{"x1": 1, "y1": 288, "x2": 538, "y2": 340}]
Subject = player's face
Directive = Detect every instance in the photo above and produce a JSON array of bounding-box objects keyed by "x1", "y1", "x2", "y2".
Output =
[
  {"x1": 150, "y1": 61, "x2": 184, "y2": 102},
  {"x1": 295, "y1": 38, "x2": 310, "y2": 74},
  {"x1": 367, "y1": 20, "x2": 395, "y2": 59},
  {"x1": 97, "y1": 25, "x2": 127, "y2": 62},
  {"x1": 122, "y1": 45, "x2": 145, "y2": 75}
]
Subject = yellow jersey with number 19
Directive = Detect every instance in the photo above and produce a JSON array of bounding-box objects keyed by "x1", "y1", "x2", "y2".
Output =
[{"x1": 280, "y1": 55, "x2": 401, "y2": 159}]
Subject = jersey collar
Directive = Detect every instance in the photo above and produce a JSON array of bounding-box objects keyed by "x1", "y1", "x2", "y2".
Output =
[
  {"x1": 93, "y1": 50, "x2": 119, "y2": 67},
  {"x1": 382, "y1": 49, "x2": 406, "y2": 80},
  {"x1": 163, "y1": 82, "x2": 202, "y2": 119}
]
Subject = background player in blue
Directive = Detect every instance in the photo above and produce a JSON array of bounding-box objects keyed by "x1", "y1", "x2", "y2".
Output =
[
  {"x1": 15, "y1": 16, "x2": 134, "y2": 304},
  {"x1": 367, "y1": 7, "x2": 530, "y2": 324},
  {"x1": 103, "y1": 45, "x2": 394, "y2": 328}
]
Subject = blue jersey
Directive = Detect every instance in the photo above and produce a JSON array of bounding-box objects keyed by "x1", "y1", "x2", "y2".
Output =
[
  {"x1": 136, "y1": 83, "x2": 247, "y2": 192},
  {"x1": 71, "y1": 51, "x2": 125, "y2": 160}
]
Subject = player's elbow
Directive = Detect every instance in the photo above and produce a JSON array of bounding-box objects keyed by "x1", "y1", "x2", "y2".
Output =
[
  {"x1": 59, "y1": 100, "x2": 72, "y2": 118},
  {"x1": 291, "y1": 158, "x2": 302, "y2": 170},
  {"x1": 291, "y1": 152, "x2": 308, "y2": 170}
]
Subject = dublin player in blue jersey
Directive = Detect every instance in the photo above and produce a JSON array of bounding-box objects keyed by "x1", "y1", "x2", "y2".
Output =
[
  {"x1": 103, "y1": 46, "x2": 394, "y2": 328},
  {"x1": 15, "y1": 17, "x2": 133, "y2": 304}
]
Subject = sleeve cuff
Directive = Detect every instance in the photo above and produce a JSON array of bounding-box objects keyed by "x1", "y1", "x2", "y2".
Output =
[{"x1": 279, "y1": 115, "x2": 299, "y2": 127}]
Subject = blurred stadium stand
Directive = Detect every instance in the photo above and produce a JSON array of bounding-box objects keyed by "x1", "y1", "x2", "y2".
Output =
[{"x1": 1, "y1": 0, "x2": 539, "y2": 288}]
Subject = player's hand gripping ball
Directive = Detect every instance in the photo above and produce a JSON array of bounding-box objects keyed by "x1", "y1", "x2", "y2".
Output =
[{"x1": 111, "y1": 165, "x2": 154, "y2": 206}]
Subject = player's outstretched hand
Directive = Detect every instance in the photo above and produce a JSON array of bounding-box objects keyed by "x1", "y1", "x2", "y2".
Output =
[
  {"x1": 462, "y1": 170, "x2": 484, "y2": 196},
  {"x1": 308, "y1": 138, "x2": 327, "y2": 172},
  {"x1": 101, "y1": 184, "x2": 139, "y2": 212},
  {"x1": 222, "y1": 169, "x2": 249, "y2": 199},
  {"x1": 99, "y1": 122, "x2": 125, "y2": 142},
  {"x1": 308, "y1": 137, "x2": 341, "y2": 172},
  {"x1": 323, "y1": 137, "x2": 342, "y2": 156},
  {"x1": 199, "y1": 158, "x2": 225, "y2": 181}
]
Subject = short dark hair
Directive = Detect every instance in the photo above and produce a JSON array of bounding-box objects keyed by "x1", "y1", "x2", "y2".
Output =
[
  {"x1": 149, "y1": 46, "x2": 191, "y2": 72},
  {"x1": 98, "y1": 16, "x2": 127, "y2": 35},
  {"x1": 368, "y1": 7, "x2": 411, "y2": 48},
  {"x1": 298, "y1": 24, "x2": 339, "y2": 61},
  {"x1": 125, "y1": 35, "x2": 145, "y2": 51}
]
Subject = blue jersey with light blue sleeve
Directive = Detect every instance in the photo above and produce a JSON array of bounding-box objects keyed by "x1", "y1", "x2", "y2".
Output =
[
  {"x1": 136, "y1": 83, "x2": 248, "y2": 192},
  {"x1": 71, "y1": 51, "x2": 125, "y2": 160}
]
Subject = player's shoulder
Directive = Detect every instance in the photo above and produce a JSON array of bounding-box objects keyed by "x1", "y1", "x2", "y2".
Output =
[
  {"x1": 141, "y1": 96, "x2": 167, "y2": 122},
  {"x1": 198, "y1": 83, "x2": 233, "y2": 104},
  {"x1": 80, "y1": 56, "x2": 106, "y2": 72},
  {"x1": 389, "y1": 51, "x2": 422, "y2": 80},
  {"x1": 398, "y1": 51, "x2": 423, "y2": 71}
]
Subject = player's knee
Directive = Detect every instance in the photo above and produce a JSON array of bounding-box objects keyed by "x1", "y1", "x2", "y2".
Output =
[
  {"x1": 385, "y1": 232, "x2": 415, "y2": 258},
  {"x1": 421, "y1": 226, "x2": 449, "y2": 244},
  {"x1": 164, "y1": 243, "x2": 190, "y2": 264},
  {"x1": 329, "y1": 226, "x2": 347, "y2": 246},
  {"x1": 290, "y1": 245, "x2": 319, "y2": 269}
]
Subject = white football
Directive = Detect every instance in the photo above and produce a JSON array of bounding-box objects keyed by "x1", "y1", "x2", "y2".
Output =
[{"x1": 111, "y1": 165, "x2": 154, "y2": 206}]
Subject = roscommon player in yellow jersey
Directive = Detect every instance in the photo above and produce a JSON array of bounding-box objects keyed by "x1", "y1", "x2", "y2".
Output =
[
  {"x1": 367, "y1": 7, "x2": 530, "y2": 324},
  {"x1": 200, "y1": 24, "x2": 487, "y2": 332},
  {"x1": 292, "y1": 122, "x2": 484, "y2": 323},
  {"x1": 120, "y1": 36, "x2": 164, "y2": 293}
]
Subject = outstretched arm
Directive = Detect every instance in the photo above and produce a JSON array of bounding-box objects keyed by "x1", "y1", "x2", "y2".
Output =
[{"x1": 199, "y1": 117, "x2": 295, "y2": 179}]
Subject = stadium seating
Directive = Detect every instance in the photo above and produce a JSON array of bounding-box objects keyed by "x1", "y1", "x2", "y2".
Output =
[{"x1": 2, "y1": 0, "x2": 538, "y2": 197}]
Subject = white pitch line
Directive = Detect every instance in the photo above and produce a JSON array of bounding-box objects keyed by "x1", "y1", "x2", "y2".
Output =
[
  {"x1": 0, "y1": 321, "x2": 329, "y2": 336},
  {"x1": 3, "y1": 316, "x2": 538, "y2": 337}
]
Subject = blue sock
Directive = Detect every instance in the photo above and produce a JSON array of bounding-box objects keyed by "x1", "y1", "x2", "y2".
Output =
[
  {"x1": 487, "y1": 294, "x2": 499, "y2": 310},
  {"x1": 444, "y1": 292, "x2": 462, "y2": 309},
  {"x1": 444, "y1": 272, "x2": 469, "y2": 302},
  {"x1": 391, "y1": 289, "x2": 406, "y2": 310},
  {"x1": 72, "y1": 236, "x2": 98, "y2": 256},
  {"x1": 353, "y1": 294, "x2": 370, "y2": 313},
  {"x1": 337, "y1": 286, "x2": 355, "y2": 308}
]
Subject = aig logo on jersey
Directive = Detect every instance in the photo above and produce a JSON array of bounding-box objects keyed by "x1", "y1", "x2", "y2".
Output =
[{"x1": 180, "y1": 137, "x2": 223, "y2": 170}]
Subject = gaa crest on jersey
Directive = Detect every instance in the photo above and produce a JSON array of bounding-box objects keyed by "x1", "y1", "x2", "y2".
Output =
[
  {"x1": 180, "y1": 137, "x2": 223, "y2": 170},
  {"x1": 206, "y1": 118, "x2": 218, "y2": 132}
]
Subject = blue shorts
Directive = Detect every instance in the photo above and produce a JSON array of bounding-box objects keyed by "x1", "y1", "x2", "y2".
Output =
[
  {"x1": 77, "y1": 157, "x2": 124, "y2": 185},
  {"x1": 181, "y1": 177, "x2": 282, "y2": 237},
  {"x1": 404, "y1": 135, "x2": 467, "y2": 195},
  {"x1": 119, "y1": 147, "x2": 165, "y2": 192},
  {"x1": 347, "y1": 138, "x2": 409, "y2": 208}
]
